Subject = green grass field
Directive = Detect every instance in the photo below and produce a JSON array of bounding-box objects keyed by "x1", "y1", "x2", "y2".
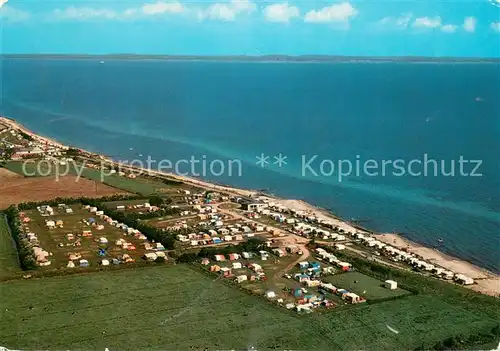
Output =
[
  {"x1": 0, "y1": 215, "x2": 20, "y2": 277},
  {"x1": 0, "y1": 264, "x2": 498, "y2": 350},
  {"x1": 324, "y1": 271, "x2": 411, "y2": 300}
]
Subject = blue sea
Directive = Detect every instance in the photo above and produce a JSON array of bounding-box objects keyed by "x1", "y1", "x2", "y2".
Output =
[{"x1": 1, "y1": 58, "x2": 499, "y2": 272}]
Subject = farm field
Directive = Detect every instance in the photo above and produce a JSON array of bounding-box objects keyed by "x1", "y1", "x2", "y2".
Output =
[
  {"x1": 79, "y1": 169, "x2": 177, "y2": 196},
  {"x1": 0, "y1": 175, "x2": 125, "y2": 209},
  {"x1": 324, "y1": 271, "x2": 411, "y2": 300},
  {"x1": 0, "y1": 215, "x2": 20, "y2": 277},
  {"x1": 3, "y1": 161, "x2": 189, "y2": 196},
  {"x1": 22, "y1": 205, "x2": 157, "y2": 269},
  {"x1": 0, "y1": 264, "x2": 499, "y2": 350}
]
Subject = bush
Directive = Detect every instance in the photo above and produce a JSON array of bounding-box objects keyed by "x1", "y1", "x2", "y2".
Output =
[{"x1": 4, "y1": 206, "x2": 37, "y2": 270}]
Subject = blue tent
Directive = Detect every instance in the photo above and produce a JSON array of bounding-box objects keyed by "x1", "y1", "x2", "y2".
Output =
[
  {"x1": 98, "y1": 248, "x2": 106, "y2": 256},
  {"x1": 88, "y1": 218, "x2": 96, "y2": 224}
]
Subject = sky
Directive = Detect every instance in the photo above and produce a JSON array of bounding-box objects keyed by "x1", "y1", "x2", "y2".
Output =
[{"x1": 1, "y1": 0, "x2": 500, "y2": 57}]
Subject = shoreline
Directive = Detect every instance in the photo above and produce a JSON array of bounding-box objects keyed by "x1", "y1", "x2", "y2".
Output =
[{"x1": 1, "y1": 116, "x2": 499, "y2": 296}]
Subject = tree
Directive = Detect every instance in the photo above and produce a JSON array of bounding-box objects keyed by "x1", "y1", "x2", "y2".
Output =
[
  {"x1": 149, "y1": 196, "x2": 164, "y2": 207},
  {"x1": 0, "y1": 146, "x2": 14, "y2": 162},
  {"x1": 155, "y1": 256, "x2": 166, "y2": 263}
]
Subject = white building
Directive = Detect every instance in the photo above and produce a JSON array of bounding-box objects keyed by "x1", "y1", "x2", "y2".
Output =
[{"x1": 384, "y1": 280, "x2": 398, "y2": 290}]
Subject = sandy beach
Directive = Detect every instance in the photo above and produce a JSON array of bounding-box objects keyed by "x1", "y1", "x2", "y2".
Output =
[
  {"x1": 375, "y1": 233, "x2": 499, "y2": 296},
  {"x1": 1, "y1": 116, "x2": 69, "y2": 150},
  {"x1": 2, "y1": 116, "x2": 499, "y2": 297}
]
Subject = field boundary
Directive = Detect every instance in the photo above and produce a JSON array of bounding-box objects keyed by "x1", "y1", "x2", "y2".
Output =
[{"x1": 1, "y1": 212, "x2": 21, "y2": 266}]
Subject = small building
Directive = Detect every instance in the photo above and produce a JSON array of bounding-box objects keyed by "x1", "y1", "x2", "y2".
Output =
[
  {"x1": 201, "y1": 258, "x2": 210, "y2": 265},
  {"x1": 99, "y1": 237, "x2": 108, "y2": 244},
  {"x1": 214, "y1": 254, "x2": 226, "y2": 262},
  {"x1": 384, "y1": 280, "x2": 398, "y2": 290},
  {"x1": 238, "y1": 198, "x2": 268, "y2": 212},
  {"x1": 232, "y1": 262, "x2": 242, "y2": 269},
  {"x1": 337, "y1": 262, "x2": 351, "y2": 271},
  {"x1": 344, "y1": 293, "x2": 364, "y2": 304},
  {"x1": 310, "y1": 262, "x2": 321, "y2": 270},
  {"x1": 101, "y1": 259, "x2": 110, "y2": 266},
  {"x1": 454, "y1": 274, "x2": 474, "y2": 285},
  {"x1": 295, "y1": 273, "x2": 310, "y2": 283},
  {"x1": 144, "y1": 252, "x2": 157, "y2": 261},
  {"x1": 228, "y1": 253, "x2": 240, "y2": 261},
  {"x1": 210, "y1": 265, "x2": 221, "y2": 272},
  {"x1": 265, "y1": 290, "x2": 276, "y2": 299},
  {"x1": 242, "y1": 252, "x2": 253, "y2": 259},
  {"x1": 236, "y1": 275, "x2": 248, "y2": 283},
  {"x1": 298, "y1": 261, "x2": 309, "y2": 269},
  {"x1": 79, "y1": 259, "x2": 89, "y2": 267},
  {"x1": 155, "y1": 243, "x2": 165, "y2": 251},
  {"x1": 46, "y1": 220, "x2": 56, "y2": 229},
  {"x1": 306, "y1": 280, "x2": 321, "y2": 287},
  {"x1": 272, "y1": 248, "x2": 286, "y2": 257}
]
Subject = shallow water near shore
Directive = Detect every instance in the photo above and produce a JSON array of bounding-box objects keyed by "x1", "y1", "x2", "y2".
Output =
[{"x1": 1, "y1": 58, "x2": 499, "y2": 272}]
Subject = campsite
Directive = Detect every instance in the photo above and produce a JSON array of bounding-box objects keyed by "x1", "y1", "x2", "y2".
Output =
[{"x1": 19, "y1": 204, "x2": 161, "y2": 269}]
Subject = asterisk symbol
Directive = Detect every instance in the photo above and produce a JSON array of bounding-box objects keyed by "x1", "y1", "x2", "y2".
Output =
[
  {"x1": 274, "y1": 153, "x2": 287, "y2": 167},
  {"x1": 256, "y1": 153, "x2": 270, "y2": 167}
]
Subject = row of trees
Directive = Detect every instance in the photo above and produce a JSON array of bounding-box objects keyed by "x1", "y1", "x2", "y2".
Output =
[
  {"x1": 4, "y1": 206, "x2": 37, "y2": 270},
  {"x1": 16, "y1": 194, "x2": 141, "y2": 211}
]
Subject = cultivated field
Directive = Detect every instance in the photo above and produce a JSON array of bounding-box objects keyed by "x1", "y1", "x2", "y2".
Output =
[
  {"x1": 3, "y1": 161, "x2": 188, "y2": 196},
  {"x1": 0, "y1": 215, "x2": 20, "y2": 277},
  {"x1": 0, "y1": 264, "x2": 498, "y2": 350},
  {"x1": 0, "y1": 176, "x2": 126, "y2": 209},
  {"x1": 0, "y1": 168, "x2": 21, "y2": 179}
]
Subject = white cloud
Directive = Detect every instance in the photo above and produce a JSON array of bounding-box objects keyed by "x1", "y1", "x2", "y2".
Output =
[
  {"x1": 51, "y1": 2, "x2": 186, "y2": 21},
  {"x1": 463, "y1": 16, "x2": 476, "y2": 32},
  {"x1": 0, "y1": 0, "x2": 8, "y2": 9},
  {"x1": 0, "y1": 5, "x2": 31, "y2": 22},
  {"x1": 53, "y1": 7, "x2": 118, "y2": 20},
  {"x1": 199, "y1": 0, "x2": 255, "y2": 21},
  {"x1": 441, "y1": 24, "x2": 457, "y2": 33},
  {"x1": 378, "y1": 13, "x2": 412, "y2": 28},
  {"x1": 263, "y1": 2, "x2": 299, "y2": 23},
  {"x1": 491, "y1": 22, "x2": 500, "y2": 32},
  {"x1": 142, "y1": 2, "x2": 184, "y2": 15},
  {"x1": 304, "y1": 2, "x2": 357, "y2": 23},
  {"x1": 413, "y1": 16, "x2": 441, "y2": 28}
]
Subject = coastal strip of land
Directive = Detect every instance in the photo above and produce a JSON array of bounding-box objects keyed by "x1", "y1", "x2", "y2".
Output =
[{"x1": 1, "y1": 116, "x2": 498, "y2": 297}]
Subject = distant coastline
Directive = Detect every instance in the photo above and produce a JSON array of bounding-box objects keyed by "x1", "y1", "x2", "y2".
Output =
[{"x1": 2, "y1": 53, "x2": 500, "y2": 63}]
